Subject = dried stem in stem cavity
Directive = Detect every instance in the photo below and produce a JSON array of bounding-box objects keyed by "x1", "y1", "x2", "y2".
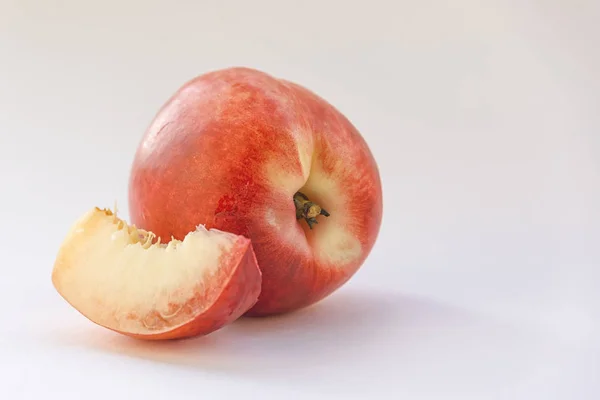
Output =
[{"x1": 293, "y1": 192, "x2": 330, "y2": 229}]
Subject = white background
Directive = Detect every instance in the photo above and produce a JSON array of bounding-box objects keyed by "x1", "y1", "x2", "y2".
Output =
[{"x1": 1, "y1": 1, "x2": 598, "y2": 399}]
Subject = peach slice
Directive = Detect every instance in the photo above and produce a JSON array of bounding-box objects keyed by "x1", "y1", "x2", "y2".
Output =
[{"x1": 51, "y1": 207, "x2": 261, "y2": 340}]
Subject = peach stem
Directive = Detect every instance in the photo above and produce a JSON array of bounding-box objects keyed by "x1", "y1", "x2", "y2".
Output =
[{"x1": 293, "y1": 192, "x2": 330, "y2": 229}]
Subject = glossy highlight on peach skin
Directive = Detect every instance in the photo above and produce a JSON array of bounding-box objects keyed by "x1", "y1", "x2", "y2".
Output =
[{"x1": 129, "y1": 67, "x2": 383, "y2": 316}]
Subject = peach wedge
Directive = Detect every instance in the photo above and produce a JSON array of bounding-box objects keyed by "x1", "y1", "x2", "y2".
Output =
[{"x1": 51, "y1": 207, "x2": 261, "y2": 340}]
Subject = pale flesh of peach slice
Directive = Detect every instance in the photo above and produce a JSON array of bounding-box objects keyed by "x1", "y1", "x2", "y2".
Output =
[{"x1": 51, "y1": 207, "x2": 262, "y2": 340}]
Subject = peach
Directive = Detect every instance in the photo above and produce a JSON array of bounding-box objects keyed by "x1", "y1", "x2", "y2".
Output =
[{"x1": 129, "y1": 67, "x2": 383, "y2": 316}]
